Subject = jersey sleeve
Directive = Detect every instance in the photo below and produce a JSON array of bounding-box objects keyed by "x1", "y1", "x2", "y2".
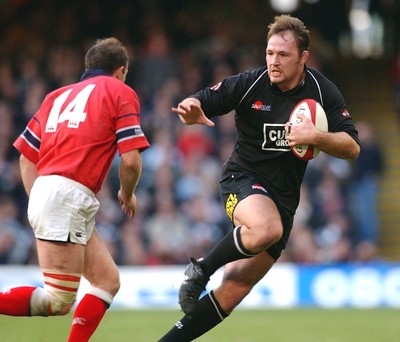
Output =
[
  {"x1": 319, "y1": 75, "x2": 360, "y2": 146},
  {"x1": 13, "y1": 115, "x2": 42, "y2": 164},
  {"x1": 193, "y1": 68, "x2": 265, "y2": 118},
  {"x1": 115, "y1": 86, "x2": 150, "y2": 155}
]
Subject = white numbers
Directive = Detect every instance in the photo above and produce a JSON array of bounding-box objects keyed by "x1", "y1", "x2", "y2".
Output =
[
  {"x1": 45, "y1": 84, "x2": 96, "y2": 132},
  {"x1": 46, "y1": 89, "x2": 72, "y2": 132}
]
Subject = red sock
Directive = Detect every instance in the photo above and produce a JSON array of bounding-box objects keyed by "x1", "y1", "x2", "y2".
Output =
[
  {"x1": 68, "y1": 294, "x2": 108, "y2": 342},
  {"x1": 0, "y1": 286, "x2": 36, "y2": 316}
]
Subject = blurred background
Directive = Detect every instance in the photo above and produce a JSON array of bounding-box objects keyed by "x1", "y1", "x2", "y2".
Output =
[{"x1": 0, "y1": 0, "x2": 399, "y2": 268}]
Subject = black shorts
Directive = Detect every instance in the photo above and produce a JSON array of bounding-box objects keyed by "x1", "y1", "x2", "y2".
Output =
[{"x1": 220, "y1": 163, "x2": 294, "y2": 261}]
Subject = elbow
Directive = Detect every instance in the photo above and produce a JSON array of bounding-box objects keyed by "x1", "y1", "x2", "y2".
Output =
[
  {"x1": 348, "y1": 143, "x2": 361, "y2": 161},
  {"x1": 120, "y1": 150, "x2": 141, "y2": 169}
]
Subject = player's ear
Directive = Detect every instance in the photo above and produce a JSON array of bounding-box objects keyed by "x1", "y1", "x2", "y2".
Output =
[
  {"x1": 300, "y1": 50, "x2": 309, "y2": 64},
  {"x1": 120, "y1": 66, "x2": 128, "y2": 75},
  {"x1": 113, "y1": 66, "x2": 127, "y2": 81}
]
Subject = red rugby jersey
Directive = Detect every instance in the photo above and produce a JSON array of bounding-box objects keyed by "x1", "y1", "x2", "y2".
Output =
[{"x1": 14, "y1": 74, "x2": 149, "y2": 193}]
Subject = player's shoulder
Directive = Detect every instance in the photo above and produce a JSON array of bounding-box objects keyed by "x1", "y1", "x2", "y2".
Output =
[
  {"x1": 306, "y1": 67, "x2": 336, "y2": 87},
  {"x1": 42, "y1": 83, "x2": 76, "y2": 104},
  {"x1": 224, "y1": 66, "x2": 268, "y2": 93},
  {"x1": 44, "y1": 76, "x2": 137, "y2": 106},
  {"x1": 306, "y1": 67, "x2": 342, "y2": 97},
  {"x1": 88, "y1": 76, "x2": 137, "y2": 97}
]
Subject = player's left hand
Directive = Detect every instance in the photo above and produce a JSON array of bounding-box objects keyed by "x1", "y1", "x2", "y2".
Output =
[
  {"x1": 285, "y1": 113, "x2": 319, "y2": 147},
  {"x1": 118, "y1": 190, "x2": 137, "y2": 219}
]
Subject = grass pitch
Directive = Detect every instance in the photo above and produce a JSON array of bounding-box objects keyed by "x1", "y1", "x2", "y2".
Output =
[{"x1": 0, "y1": 308, "x2": 397, "y2": 341}]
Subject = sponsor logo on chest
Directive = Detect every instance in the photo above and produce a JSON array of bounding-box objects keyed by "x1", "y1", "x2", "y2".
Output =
[{"x1": 251, "y1": 100, "x2": 271, "y2": 112}]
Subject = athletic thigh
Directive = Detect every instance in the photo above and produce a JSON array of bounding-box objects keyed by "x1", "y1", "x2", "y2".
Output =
[
  {"x1": 214, "y1": 252, "x2": 275, "y2": 313},
  {"x1": 36, "y1": 239, "x2": 85, "y2": 273},
  {"x1": 221, "y1": 168, "x2": 281, "y2": 228},
  {"x1": 83, "y1": 228, "x2": 120, "y2": 295},
  {"x1": 233, "y1": 194, "x2": 282, "y2": 231},
  {"x1": 220, "y1": 167, "x2": 294, "y2": 260}
]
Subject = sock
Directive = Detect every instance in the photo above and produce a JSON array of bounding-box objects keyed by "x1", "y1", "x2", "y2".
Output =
[
  {"x1": 0, "y1": 286, "x2": 36, "y2": 316},
  {"x1": 67, "y1": 294, "x2": 108, "y2": 342},
  {"x1": 159, "y1": 290, "x2": 228, "y2": 341},
  {"x1": 201, "y1": 226, "x2": 257, "y2": 277}
]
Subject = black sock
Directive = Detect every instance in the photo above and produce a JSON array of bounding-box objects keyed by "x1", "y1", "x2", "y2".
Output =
[
  {"x1": 200, "y1": 226, "x2": 256, "y2": 278},
  {"x1": 158, "y1": 291, "x2": 228, "y2": 342}
]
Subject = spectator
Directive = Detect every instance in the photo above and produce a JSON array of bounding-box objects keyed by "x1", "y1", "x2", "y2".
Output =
[
  {"x1": 143, "y1": 189, "x2": 190, "y2": 265},
  {"x1": 350, "y1": 121, "x2": 384, "y2": 260},
  {"x1": 0, "y1": 194, "x2": 34, "y2": 264},
  {"x1": 131, "y1": 27, "x2": 181, "y2": 110},
  {"x1": 180, "y1": 194, "x2": 227, "y2": 259}
]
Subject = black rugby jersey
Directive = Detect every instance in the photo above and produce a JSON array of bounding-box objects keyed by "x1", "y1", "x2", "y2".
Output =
[{"x1": 193, "y1": 66, "x2": 359, "y2": 213}]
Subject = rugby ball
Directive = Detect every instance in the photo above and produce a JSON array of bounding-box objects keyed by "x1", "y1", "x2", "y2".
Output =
[{"x1": 288, "y1": 99, "x2": 328, "y2": 161}]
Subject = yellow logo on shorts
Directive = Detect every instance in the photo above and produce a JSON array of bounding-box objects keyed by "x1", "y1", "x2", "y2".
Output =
[{"x1": 225, "y1": 193, "x2": 238, "y2": 221}]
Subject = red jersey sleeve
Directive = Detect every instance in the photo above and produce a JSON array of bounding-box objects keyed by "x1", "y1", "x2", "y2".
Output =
[
  {"x1": 115, "y1": 87, "x2": 149, "y2": 155},
  {"x1": 13, "y1": 111, "x2": 43, "y2": 164}
]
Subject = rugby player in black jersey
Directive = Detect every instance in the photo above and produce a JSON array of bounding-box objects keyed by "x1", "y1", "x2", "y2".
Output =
[{"x1": 159, "y1": 14, "x2": 360, "y2": 341}]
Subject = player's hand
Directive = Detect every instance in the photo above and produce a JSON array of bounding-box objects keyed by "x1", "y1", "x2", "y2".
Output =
[
  {"x1": 285, "y1": 113, "x2": 319, "y2": 146},
  {"x1": 172, "y1": 98, "x2": 215, "y2": 127},
  {"x1": 118, "y1": 189, "x2": 137, "y2": 219}
]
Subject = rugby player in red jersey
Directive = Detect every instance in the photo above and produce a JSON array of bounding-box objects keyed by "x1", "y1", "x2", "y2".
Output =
[{"x1": 0, "y1": 37, "x2": 149, "y2": 341}]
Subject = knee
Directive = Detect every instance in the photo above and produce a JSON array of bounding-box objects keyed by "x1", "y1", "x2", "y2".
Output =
[
  {"x1": 259, "y1": 224, "x2": 282, "y2": 247},
  {"x1": 30, "y1": 287, "x2": 77, "y2": 316},
  {"x1": 87, "y1": 266, "x2": 120, "y2": 297},
  {"x1": 95, "y1": 271, "x2": 120, "y2": 297},
  {"x1": 242, "y1": 223, "x2": 282, "y2": 252},
  {"x1": 30, "y1": 269, "x2": 82, "y2": 316},
  {"x1": 110, "y1": 273, "x2": 121, "y2": 296}
]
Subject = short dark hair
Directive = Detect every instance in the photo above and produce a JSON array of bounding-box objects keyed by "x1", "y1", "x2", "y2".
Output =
[
  {"x1": 84, "y1": 37, "x2": 128, "y2": 74},
  {"x1": 267, "y1": 15, "x2": 310, "y2": 53}
]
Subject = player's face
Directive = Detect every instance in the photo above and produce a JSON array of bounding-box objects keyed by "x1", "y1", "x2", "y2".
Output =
[{"x1": 266, "y1": 31, "x2": 308, "y2": 92}]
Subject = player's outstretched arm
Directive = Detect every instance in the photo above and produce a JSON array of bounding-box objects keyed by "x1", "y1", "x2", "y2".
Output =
[{"x1": 172, "y1": 97, "x2": 215, "y2": 127}]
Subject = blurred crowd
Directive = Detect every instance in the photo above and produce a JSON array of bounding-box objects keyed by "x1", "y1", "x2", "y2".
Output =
[{"x1": 0, "y1": 0, "x2": 386, "y2": 266}]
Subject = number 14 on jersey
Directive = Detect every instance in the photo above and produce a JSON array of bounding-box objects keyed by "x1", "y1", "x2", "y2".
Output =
[{"x1": 45, "y1": 84, "x2": 96, "y2": 132}]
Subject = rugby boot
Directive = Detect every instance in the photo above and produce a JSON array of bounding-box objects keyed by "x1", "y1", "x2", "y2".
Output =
[{"x1": 178, "y1": 257, "x2": 209, "y2": 316}]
